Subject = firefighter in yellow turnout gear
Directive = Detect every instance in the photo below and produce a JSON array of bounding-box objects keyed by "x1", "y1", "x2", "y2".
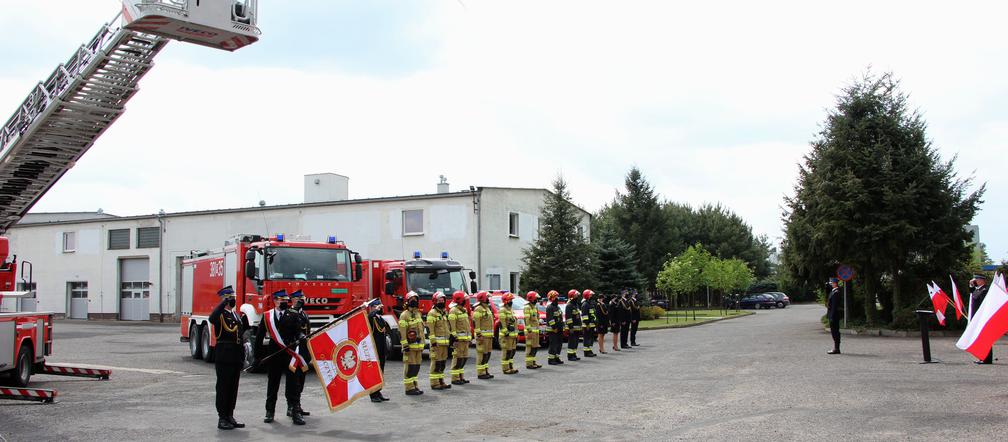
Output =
[
  {"x1": 399, "y1": 292, "x2": 425, "y2": 395},
  {"x1": 498, "y1": 292, "x2": 520, "y2": 375},
  {"x1": 473, "y1": 291, "x2": 496, "y2": 379},
  {"x1": 426, "y1": 292, "x2": 452, "y2": 390},
  {"x1": 448, "y1": 291, "x2": 472, "y2": 385},
  {"x1": 523, "y1": 291, "x2": 543, "y2": 369}
]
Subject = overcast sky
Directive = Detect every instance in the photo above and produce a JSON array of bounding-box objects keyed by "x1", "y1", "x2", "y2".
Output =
[{"x1": 1, "y1": 1, "x2": 1004, "y2": 259}]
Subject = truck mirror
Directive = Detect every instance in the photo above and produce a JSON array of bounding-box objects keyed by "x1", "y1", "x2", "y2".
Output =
[
  {"x1": 385, "y1": 281, "x2": 395, "y2": 296},
  {"x1": 354, "y1": 253, "x2": 362, "y2": 264},
  {"x1": 470, "y1": 281, "x2": 477, "y2": 293},
  {"x1": 468, "y1": 270, "x2": 476, "y2": 280},
  {"x1": 354, "y1": 262, "x2": 363, "y2": 282},
  {"x1": 245, "y1": 249, "x2": 256, "y2": 261},
  {"x1": 385, "y1": 271, "x2": 396, "y2": 280},
  {"x1": 245, "y1": 261, "x2": 258, "y2": 280}
]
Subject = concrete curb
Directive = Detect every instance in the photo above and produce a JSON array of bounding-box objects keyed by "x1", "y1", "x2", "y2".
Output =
[
  {"x1": 641, "y1": 311, "x2": 755, "y2": 331},
  {"x1": 825, "y1": 327, "x2": 962, "y2": 338}
]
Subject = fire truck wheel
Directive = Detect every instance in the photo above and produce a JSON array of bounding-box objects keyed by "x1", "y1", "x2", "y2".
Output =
[
  {"x1": 201, "y1": 326, "x2": 215, "y2": 363},
  {"x1": 13, "y1": 344, "x2": 33, "y2": 387},
  {"x1": 189, "y1": 323, "x2": 203, "y2": 359}
]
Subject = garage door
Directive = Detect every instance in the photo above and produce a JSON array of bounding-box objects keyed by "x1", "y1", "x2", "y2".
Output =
[{"x1": 120, "y1": 258, "x2": 151, "y2": 321}]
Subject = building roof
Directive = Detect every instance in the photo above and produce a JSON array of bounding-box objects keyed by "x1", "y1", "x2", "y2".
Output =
[{"x1": 12, "y1": 186, "x2": 590, "y2": 229}]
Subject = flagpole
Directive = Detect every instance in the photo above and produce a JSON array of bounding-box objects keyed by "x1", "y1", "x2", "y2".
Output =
[{"x1": 246, "y1": 299, "x2": 378, "y2": 371}]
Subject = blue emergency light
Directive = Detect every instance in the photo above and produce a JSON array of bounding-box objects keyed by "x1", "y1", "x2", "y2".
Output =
[
  {"x1": 413, "y1": 251, "x2": 422, "y2": 259},
  {"x1": 441, "y1": 251, "x2": 449, "y2": 259},
  {"x1": 276, "y1": 234, "x2": 285, "y2": 242},
  {"x1": 327, "y1": 235, "x2": 337, "y2": 244}
]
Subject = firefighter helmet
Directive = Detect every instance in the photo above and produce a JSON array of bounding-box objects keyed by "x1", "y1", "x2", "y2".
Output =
[
  {"x1": 452, "y1": 290, "x2": 466, "y2": 304},
  {"x1": 526, "y1": 291, "x2": 539, "y2": 303},
  {"x1": 433, "y1": 291, "x2": 446, "y2": 304},
  {"x1": 476, "y1": 291, "x2": 489, "y2": 303},
  {"x1": 547, "y1": 290, "x2": 559, "y2": 301},
  {"x1": 582, "y1": 289, "x2": 594, "y2": 299},
  {"x1": 502, "y1": 292, "x2": 514, "y2": 304},
  {"x1": 405, "y1": 291, "x2": 419, "y2": 303},
  {"x1": 568, "y1": 289, "x2": 580, "y2": 299}
]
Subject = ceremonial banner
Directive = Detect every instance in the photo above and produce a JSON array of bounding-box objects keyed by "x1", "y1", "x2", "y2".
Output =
[
  {"x1": 307, "y1": 309, "x2": 384, "y2": 412},
  {"x1": 927, "y1": 282, "x2": 950, "y2": 326},
  {"x1": 950, "y1": 275, "x2": 964, "y2": 321},
  {"x1": 956, "y1": 277, "x2": 1008, "y2": 360}
]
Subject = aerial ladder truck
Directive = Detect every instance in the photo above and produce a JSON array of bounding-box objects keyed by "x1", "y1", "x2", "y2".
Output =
[{"x1": 0, "y1": 0, "x2": 261, "y2": 402}]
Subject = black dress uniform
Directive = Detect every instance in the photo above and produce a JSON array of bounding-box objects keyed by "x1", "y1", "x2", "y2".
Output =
[
  {"x1": 287, "y1": 291, "x2": 312, "y2": 418},
  {"x1": 826, "y1": 280, "x2": 842, "y2": 354},
  {"x1": 546, "y1": 296, "x2": 565, "y2": 365},
  {"x1": 596, "y1": 296, "x2": 609, "y2": 349},
  {"x1": 254, "y1": 290, "x2": 305, "y2": 425},
  {"x1": 608, "y1": 296, "x2": 622, "y2": 351},
  {"x1": 210, "y1": 286, "x2": 246, "y2": 430},
  {"x1": 629, "y1": 294, "x2": 641, "y2": 346},
  {"x1": 619, "y1": 294, "x2": 631, "y2": 349},
  {"x1": 970, "y1": 277, "x2": 992, "y2": 364},
  {"x1": 368, "y1": 306, "x2": 391, "y2": 402}
]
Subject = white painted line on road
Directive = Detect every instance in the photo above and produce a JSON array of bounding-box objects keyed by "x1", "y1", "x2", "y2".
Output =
[{"x1": 49, "y1": 363, "x2": 184, "y2": 375}]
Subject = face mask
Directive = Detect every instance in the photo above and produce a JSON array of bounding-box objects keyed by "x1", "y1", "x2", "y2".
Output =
[
  {"x1": 436, "y1": 301, "x2": 446, "y2": 309},
  {"x1": 294, "y1": 300, "x2": 304, "y2": 310},
  {"x1": 227, "y1": 298, "x2": 236, "y2": 308},
  {"x1": 408, "y1": 299, "x2": 419, "y2": 308},
  {"x1": 278, "y1": 301, "x2": 288, "y2": 310}
]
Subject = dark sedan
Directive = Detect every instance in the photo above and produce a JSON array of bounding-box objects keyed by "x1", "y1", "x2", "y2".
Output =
[
  {"x1": 762, "y1": 292, "x2": 791, "y2": 308},
  {"x1": 739, "y1": 293, "x2": 777, "y2": 309}
]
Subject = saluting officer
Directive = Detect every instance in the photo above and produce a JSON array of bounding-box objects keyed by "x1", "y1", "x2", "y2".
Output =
[
  {"x1": 826, "y1": 278, "x2": 842, "y2": 355},
  {"x1": 970, "y1": 274, "x2": 992, "y2": 364},
  {"x1": 426, "y1": 292, "x2": 452, "y2": 390},
  {"x1": 498, "y1": 292, "x2": 520, "y2": 374},
  {"x1": 399, "y1": 291, "x2": 425, "y2": 395},
  {"x1": 580, "y1": 289, "x2": 597, "y2": 357},
  {"x1": 473, "y1": 291, "x2": 496, "y2": 379},
  {"x1": 523, "y1": 291, "x2": 544, "y2": 369},
  {"x1": 629, "y1": 290, "x2": 641, "y2": 346},
  {"x1": 210, "y1": 286, "x2": 246, "y2": 430},
  {"x1": 546, "y1": 290, "x2": 566, "y2": 365},
  {"x1": 368, "y1": 301, "x2": 391, "y2": 402},
  {"x1": 595, "y1": 293, "x2": 609, "y2": 354},
  {"x1": 255, "y1": 289, "x2": 305, "y2": 425},
  {"x1": 448, "y1": 290, "x2": 472, "y2": 385},
  {"x1": 565, "y1": 289, "x2": 583, "y2": 361},
  {"x1": 286, "y1": 290, "x2": 311, "y2": 419},
  {"x1": 609, "y1": 293, "x2": 622, "y2": 352}
]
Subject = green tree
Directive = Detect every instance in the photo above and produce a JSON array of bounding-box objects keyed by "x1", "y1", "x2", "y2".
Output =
[
  {"x1": 592, "y1": 225, "x2": 644, "y2": 294},
  {"x1": 609, "y1": 167, "x2": 669, "y2": 292},
  {"x1": 520, "y1": 176, "x2": 595, "y2": 293},
  {"x1": 781, "y1": 71, "x2": 985, "y2": 326},
  {"x1": 656, "y1": 244, "x2": 712, "y2": 306}
]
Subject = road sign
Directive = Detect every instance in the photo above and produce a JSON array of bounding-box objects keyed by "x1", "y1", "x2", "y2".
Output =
[{"x1": 837, "y1": 265, "x2": 855, "y2": 282}]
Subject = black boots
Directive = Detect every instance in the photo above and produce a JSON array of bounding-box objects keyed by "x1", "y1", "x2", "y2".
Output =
[
  {"x1": 218, "y1": 418, "x2": 234, "y2": 430},
  {"x1": 263, "y1": 411, "x2": 274, "y2": 424}
]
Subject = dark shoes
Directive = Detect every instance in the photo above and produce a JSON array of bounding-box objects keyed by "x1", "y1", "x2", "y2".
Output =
[
  {"x1": 370, "y1": 395, "x2": 384, "y2": 403},
  {"x1": 228, "y1": 417, "x2": 245, "y2": 428},
  {"x1": 218, "y1": 418, "x2": 234, "y2": 430},
  {"x1": 451, "y1": 379, "x2": 466, "y2": 386},
  {"x1": 827, "y1": 349, "x2": 841, "y2": 355},
  {"x1": 477, "y1": 373, "x2": 494, "y2": 379},
  {"x1": 568, "y1": 355, "x2": 580, "y2": 361},
  {"x1": 370, "y1": 392, "x2": 390, "y2": 402},
  {"x1": 286, "y1": 407, "x2": 309, "y2": 417},
  {"x1": 632, "y1": 343, "x2": 640, "y2": 346},
  {"x1": 263, "y1": 411, "x2": 274, "y2": 424},
  {"x1": 584, "y1": 352, "x2": 597, "y2": 357},
  {"x1": 548, "y1": 359, "x2": 562, "y2": 365},
  {"x1": 621, "y1": 345, "x2": 631, "y2": 349},
  {"x1": 503, "y1": 369, "x2": 519, "y2": 375},
  {"x1": 405, "y1": 388, "x2": 424, "y2": 395},
  {"x1": 291, "y1": 412, "x2": 305, "y2": 426}
]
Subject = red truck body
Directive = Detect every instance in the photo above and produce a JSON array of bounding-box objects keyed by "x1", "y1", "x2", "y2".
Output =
[{"x1": 179, "y1": 234, "x2": 368, "y2": 364}]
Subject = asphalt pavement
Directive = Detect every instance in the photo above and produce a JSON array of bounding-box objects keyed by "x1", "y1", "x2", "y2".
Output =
[{"x1": 2, "y1": 304, "x2": 1007, "y2": 441}]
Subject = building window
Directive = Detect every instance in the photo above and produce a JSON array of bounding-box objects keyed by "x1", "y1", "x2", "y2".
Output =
[
  {"x1": 121, "y1": 281, "x2": 152, "y2": 299},
  {"x1": 488, "y1": 274, "x2": 501, "y2": 291},
  {"x1": 17, "y1": 281, "x2": 37, "y2": 292},
  {"x1": 509, "y1": 272, "x2": 519, "y2": 293},
  {"x1": 108, "y1": 229, "x2": 130, "y2": 250},
  {"x1": 137, "y1": 227, "x2": 160, "y2": 248},
  {"x1": 69, "y1": 281, "x2": 88, "y2": 298},
  {"x1": 402, "y1": 209, "x2": 423, "y2": 236},
  {"x1": 509, "y1": 212, "x2": 519, "y2": 238},
  {"x1": 62, "y1": 232, "x2": 76, "y2": 253}
]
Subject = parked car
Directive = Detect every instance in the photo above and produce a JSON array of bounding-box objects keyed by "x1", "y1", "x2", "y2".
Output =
[
  {"x1": 739, "y1": 293, "x2": 777, "y2": 309},
  {"x1": 762, "y1": 292, "x2": 790, "y2": 308}
]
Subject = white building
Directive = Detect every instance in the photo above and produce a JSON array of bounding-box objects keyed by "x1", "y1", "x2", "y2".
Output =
[{"x1": 4, "y1": 175, "x2": 591, "y2": 320}]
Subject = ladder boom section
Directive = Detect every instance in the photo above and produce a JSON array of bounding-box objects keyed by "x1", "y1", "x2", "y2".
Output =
[{"x1": 0, "y1": 15, "x2": 168, "y2": 232}]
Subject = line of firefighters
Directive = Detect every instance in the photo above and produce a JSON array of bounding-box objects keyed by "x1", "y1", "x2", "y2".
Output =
[{"x1": 396, "y1": 288, "x2": 642, "y2": 395}]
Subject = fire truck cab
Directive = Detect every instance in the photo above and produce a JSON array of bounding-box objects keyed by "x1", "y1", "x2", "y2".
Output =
[
  {"x1": 180, "y1": 234, "x2": 368, "y2": 366},
  {"x1": 369, "y1": 252, "x2": 478, "y2": 357}
]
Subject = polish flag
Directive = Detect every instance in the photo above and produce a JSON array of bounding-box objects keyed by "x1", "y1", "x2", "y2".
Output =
[
  {"x1": 995, "y1": 272, "x2": 1007, "y2": 293},
  {"x1": 306, "y1": 309, "x2": 384, "y2": 412},
  {"x1": 949, "y1": 275, "x2": 965, "y2": 321},
  {"x1": 927, "y1": 282, "x2": 950, "y2": 326},
  {"x1": 956, "y1": 279, "x2": 1008, "y2": 360}
]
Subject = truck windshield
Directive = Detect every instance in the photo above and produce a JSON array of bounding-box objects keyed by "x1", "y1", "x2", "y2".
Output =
[
  {"x1": 407, "y1": 269, "x2": 466, "y2": 297},
  {"x1": 267, "y1": 247, "x2": 351, "y2": 281}
]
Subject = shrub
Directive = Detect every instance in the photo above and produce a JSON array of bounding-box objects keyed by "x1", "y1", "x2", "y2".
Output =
[{"x1": 640, "y1": 306, "x2": 666, "y2": 320}]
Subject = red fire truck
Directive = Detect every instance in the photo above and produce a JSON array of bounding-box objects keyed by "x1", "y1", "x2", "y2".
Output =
[
  {"x1": 179, "y1": 234, "x2": 369, "y2": 367},
  {"x1": 367, "y1": 251, "x2": 478, "y2": 357}
]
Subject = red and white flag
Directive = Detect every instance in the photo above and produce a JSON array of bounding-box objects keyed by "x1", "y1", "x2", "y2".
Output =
[
  {"x1": 927, "y1": 282, "x2": 950, "y2": 326},
  {"x1": 956, "y1": 278, "x2": 1008, "y2": 360},
  {"x1": 306, "y1": 309, "x2": 384, "y2": 412},
  {"x1": 995, "y1": 272, "x2": 1007, "y2": 293},
  {"x1": 949, "y1": 275, "x2": 964, "y2": 321}
]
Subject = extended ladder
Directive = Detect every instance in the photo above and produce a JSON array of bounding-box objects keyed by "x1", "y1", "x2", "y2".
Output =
[{"x1": 0, "y1": 14, "x2": 167, "y2": 232}]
